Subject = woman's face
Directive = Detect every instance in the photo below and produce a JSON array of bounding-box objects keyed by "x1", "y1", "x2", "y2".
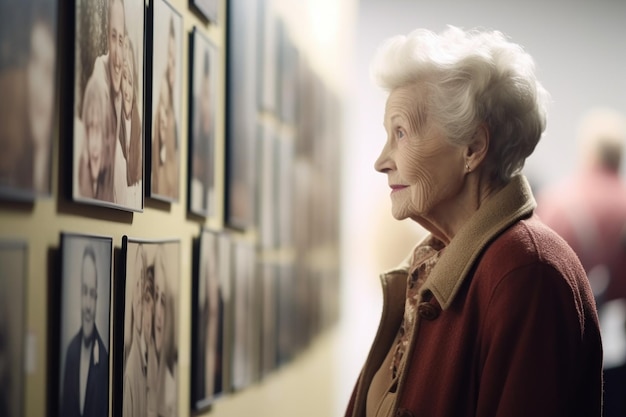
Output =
[
  {"x1": 375, "y1": 84, "x2": 466, "y2": 222},
  {"x1": 154, "y1": 267, "x2": 166, "y2": 354},
  {"x1": 85, "y1": 105, "x2": 103, "y2": 181},
  {"x1": 121, "y1": 58, "x2": 134, "y2": 118}
]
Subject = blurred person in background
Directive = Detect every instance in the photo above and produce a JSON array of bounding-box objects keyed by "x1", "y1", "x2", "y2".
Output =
[
  {"x1": 537, "y1": 107, "x2": 626, "y2": 417},
  {"x1": 345, "y1": 26, "x2": 603, "y2": 417}
]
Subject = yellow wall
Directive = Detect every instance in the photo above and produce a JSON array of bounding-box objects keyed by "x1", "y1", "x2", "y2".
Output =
[{"x1": 0, "y1": 0, "x2": 357, "y2": 416}]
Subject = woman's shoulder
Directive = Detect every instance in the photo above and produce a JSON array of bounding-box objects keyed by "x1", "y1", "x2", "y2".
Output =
[{"x1": 480, "y1": 214, "x2": 584, "y2": 278}]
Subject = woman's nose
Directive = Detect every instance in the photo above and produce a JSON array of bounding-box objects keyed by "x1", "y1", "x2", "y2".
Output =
[{"x1": 374, "y1": 141, "x2": 393, "y2": 173}]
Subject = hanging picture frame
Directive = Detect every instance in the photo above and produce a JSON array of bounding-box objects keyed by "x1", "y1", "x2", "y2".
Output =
[
  {"x1": 58, "y1": 232, "x2": 113, "y2": 417},
  {"x1": 190, "y1": 0, "x2": 218, "y2": 23},
  {"x1": 188, "y1": 27, "x2": 218, "y2": 218},
  {"x1": 0, "y1": 240, "x2": 28, "y2": 417},
  {"x1": 116, "y1": 236, "x2": 181, "y2": 417},
  {"x1": 71, "y1": 0, "x2": 146, "y2": 211},
  {"x1": 0, "y1": 0, "x2": 58, "y2": 201},
  {"x1": 191, "y1": 228, "x2": 225, "y2": 411},
  {"x1": 147, "y1": 0, "x2": 183, "y2": 203}
]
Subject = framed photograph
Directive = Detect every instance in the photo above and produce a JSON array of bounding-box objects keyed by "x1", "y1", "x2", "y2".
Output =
[
  {"x1": 230, "y1": 238, "x2": 260, "y2": 390},
  {"x1": 117, "y1": 236, "x2": 180, "y2": 417},
  {"x1": 225, "y1": 0, "x2": 260, "y2": 230},
  {"x1": 256, "y1": 120, "x2": 277, "y2": 248},
  {"x1": 72, "y1": 0, "x2": 146, "y2": 211},
  {"x1": 148, "y1": 0, "x2": 183, "y2": 203},
  {"x1": 190, "y1": 0, "x2": 217, "y2": 23},
  {"x1": 216, "y1": 232, "x2": 234, "y2": 395},
  {"x1": 275, "y1": 134, "x2": 295, "y2": 247},
  {"x1": 255, "y1": 0, "x2": 276, "y2": 112},
  {"x1": 188, "y1": 28, "x2": 218, "y2": 217},
  {"x1": 0, "y1": 0, "x2": 58, "y2": 201},
  {"x1": 0, "y1": 241, "x2": 27, "y2": 417},
  {"x1": 275, "y1": 21, "x2": 298, "y2": 124},
  {"x1": 191, "y1": 229, "x2": 225, "y2": 410},
  {"x1": 58, "y1": 233, "x2": 112, "y2": 417},
  {"x1": 259, "y1": 260, "x2": 278, "y2": 377}
]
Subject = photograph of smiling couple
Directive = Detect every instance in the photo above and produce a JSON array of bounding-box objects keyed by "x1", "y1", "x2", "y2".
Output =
[{"x1": 72, "y1": 0, "x2": 145, "y2": 211}]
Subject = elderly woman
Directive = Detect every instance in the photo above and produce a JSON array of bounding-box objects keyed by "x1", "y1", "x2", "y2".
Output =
[{"x1": 345, "y1": 26, "x2": 603, "y2": 417}]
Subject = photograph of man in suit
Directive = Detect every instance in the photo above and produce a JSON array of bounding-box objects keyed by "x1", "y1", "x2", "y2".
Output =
[{"x1": 60, "y1": 245, "x2": 109, "y2": 417}]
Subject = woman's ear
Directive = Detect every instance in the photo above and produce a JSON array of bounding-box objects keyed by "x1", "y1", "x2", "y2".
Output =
[{"x1": 465, "y1": 123, "x2": 489, "y2": 171}]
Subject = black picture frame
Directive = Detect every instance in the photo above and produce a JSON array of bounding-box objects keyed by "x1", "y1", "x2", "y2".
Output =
[
  {"x1": 225, "y1": 0, "x2": 260, "y2": 230},
  {"x1": 0, "y1": 0, "x2": 58, "y2": 201},
  {"x1": 190, "y1": 0, "x2": 218, "y2": 23},
  {"x1": 147, "y1": 0, "x2": 183, "y2": 203},
  {"x1": 188, "y1": 27, "x2": 218, "y2": 218},
  {"x1": 0, "y1": 240, "x2": 28, "y2": 417},
  {"x1": 191, "y1": 228, "x2": 225, "y2": 411},
  {"x1": 116, "y1": 236, "x2": 181, "y2": 417},
  {"x1": 58, "y1": 232, "x2": 113, "y2": 417},
  {"x1": 71, "y1": 0, "x2": 146, "y2": 212}
]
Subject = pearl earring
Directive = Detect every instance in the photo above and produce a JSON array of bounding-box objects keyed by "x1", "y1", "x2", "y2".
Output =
[{"x1": 465, "y1": 163, "x2": 471, "y2": 172}]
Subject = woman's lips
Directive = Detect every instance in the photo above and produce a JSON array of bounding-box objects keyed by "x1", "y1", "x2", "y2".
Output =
[{"x1": 390, "y1": 184, "x2": 408, "y2": 193}]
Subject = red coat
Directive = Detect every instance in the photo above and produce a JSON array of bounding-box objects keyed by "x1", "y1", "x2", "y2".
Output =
[{"x1": 346, "y1": 176, "x2": 603, "y2": 417}]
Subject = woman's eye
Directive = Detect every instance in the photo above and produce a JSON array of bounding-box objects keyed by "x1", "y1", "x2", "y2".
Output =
[{"x1": 396, "y1": 128, "x2": 405, "y2": 139}]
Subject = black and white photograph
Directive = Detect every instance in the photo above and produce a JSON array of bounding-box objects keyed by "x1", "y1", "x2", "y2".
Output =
[
  {"x1": 259, "y1": 260, "x2": 278, "y2": 377},
  {"x1": 188, "y1": 28, "x2": 218, "y2": 217},
  {"x1": 190, "y1": 0, "x2": 217, "y2": 23},
  {"x1": 231, "y1": 238, "x2": 260, "y2": 390},
  {"x1": 256, "y1": 121, "x2": 277, "y2": 248},
  {"x1": 72, "y1": 0, "x2": 145, "y2": 211},
  {"x1": 0, "y1": 241, "x2": 27, "y2": 417},
  {"x1": 58, "y1": 233, "x2": 112, "y2": 417},
  {"x1": 255, "y1": 0, "x2": 276, "y2": 112},
  {"x1": 0, "y1": 0, "x2": 57, "y2": 201},
  {"x1": 120, "y1": 237, "x2": 180, "y2": 417},
  {"x1": 225, "y1": 0, "x2": 260, "y2": 230},
  {"x1": 191, "y1": 229, "x2": 224, "y2": 410},
  {"x1": 149, "y1": 0, "x2": 183, "y2": 203}
]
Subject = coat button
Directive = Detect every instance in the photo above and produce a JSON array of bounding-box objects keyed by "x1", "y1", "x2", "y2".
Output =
[
  {"x1": 395, "y1": 408, "x2": 415, "y2": 417},
  {"x1": 417, "y1": 302, "x2": 440, "y2": 320}
]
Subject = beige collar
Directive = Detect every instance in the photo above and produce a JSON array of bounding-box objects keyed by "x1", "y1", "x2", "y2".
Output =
[{"x1": 385, "y1": 175, "x2": 536, "y2": 310}]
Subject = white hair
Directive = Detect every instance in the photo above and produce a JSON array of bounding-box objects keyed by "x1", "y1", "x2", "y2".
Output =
[{"x1": 371, "y1": 26, "x2": 551, "y2": 184}]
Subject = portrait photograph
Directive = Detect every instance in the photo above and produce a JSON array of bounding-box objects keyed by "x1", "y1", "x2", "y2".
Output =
[
  {"x1": 190, "y1": 0, "x2": 217, "y2": 23},
  {"x1": 225, "y1": 0, "x2": 260, "y2": 230},
  {"x1": 58, "y1": 233, "x2": 112, "y2": 417},
  {"x1": 72, "y1": 0, "x2": 145, "y2": 211},
  {"x1": 0, "y1": 0, "x2": 57, "y2": 201},
  {"x1": 231, "y1": 238, "x2": 260, "y2": 391},
  {"x1": 275, "y1": 134, "x2": 295, "y2": 247},
  {"x1": 149, "y1": 0, "x2": 183, "y2": 203},
  {"x1": 119, "y1": 236, "x2": 180, "y2": 417},
  {"x1": 259, "y1": 260, "x2": 278, "y2": 378},
  {"x1": 255, "y1": 120, "x2": 277, "y2": 249},
  {"x1": 0, "y1": 241, "x2": 27, "y2": 417},
  {"x1": 216, "y1": 232, "x2": 233, "y2": 394},
  {"x1": 255, "y1": 0, "x2": 277, "y2": 113},
  {"x1": 277, "y1": 262, "x2": 296, "y2": 366},
  {"x1": 276, "y1": 21, "x2": 298, "y2": 124},
  {"x1": 188, "y1": 28, "x2": 218, "y2": 217},
  {"x1": 191, "y1": 229, "x2": 224, "y2": 411}
]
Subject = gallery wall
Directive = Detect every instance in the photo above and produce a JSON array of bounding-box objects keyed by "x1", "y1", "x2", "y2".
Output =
[{"x1": 0, "y1": 0, "x2": 358, "y2": 416}]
